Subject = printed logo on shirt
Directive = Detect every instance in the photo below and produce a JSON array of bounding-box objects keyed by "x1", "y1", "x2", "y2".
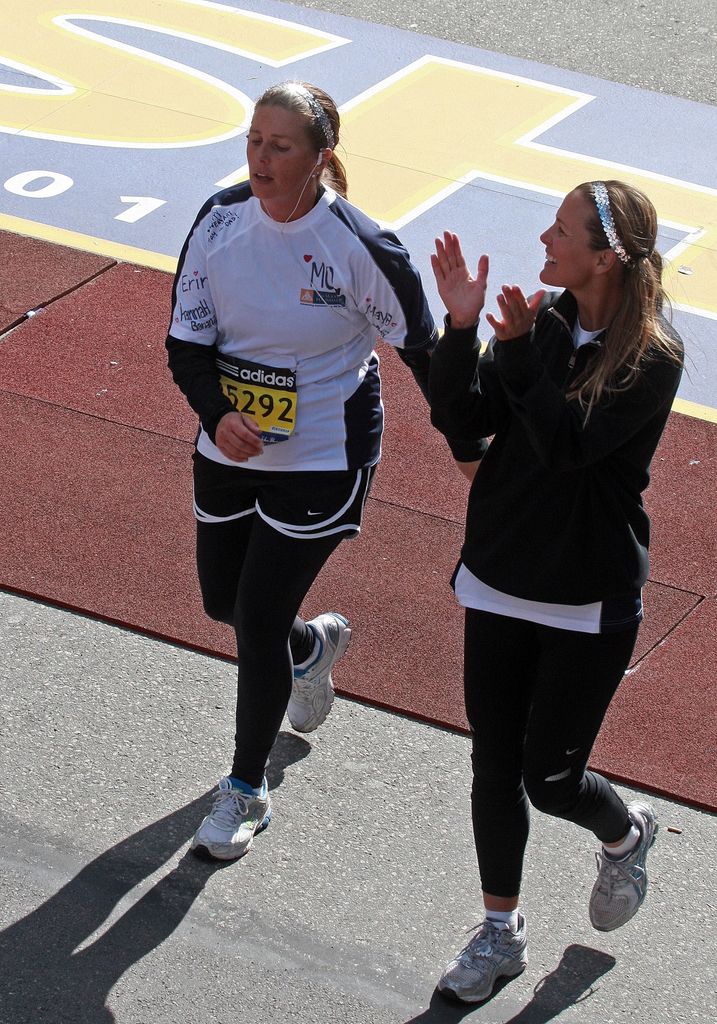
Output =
[
  {"x1": 299, "y1": 287, "x2": 347, "y2": 307},
  {"x1": 299, "y1": 259, "x2": 347, "y2": 308}
]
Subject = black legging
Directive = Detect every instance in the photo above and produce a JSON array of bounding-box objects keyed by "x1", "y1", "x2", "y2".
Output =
[
  {"x1": 197, "y1": 512, "x2": 344, "y2": 787},
  {"x1": 464, "y1": 608, "x2": 639, "y2": 897}
]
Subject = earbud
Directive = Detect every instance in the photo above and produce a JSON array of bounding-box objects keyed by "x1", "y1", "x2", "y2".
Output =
[{"x1": 314, "y1": 149, "x2": 324, "y2": 169}]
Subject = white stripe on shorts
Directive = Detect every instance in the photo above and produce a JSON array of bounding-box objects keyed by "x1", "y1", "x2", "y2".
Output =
[
  {"x1": 193, "y1": 495, "x2": 255, "y2": 524},
  {"x1": 255, "y1": 467, "x2": 371, "y2": 539}
]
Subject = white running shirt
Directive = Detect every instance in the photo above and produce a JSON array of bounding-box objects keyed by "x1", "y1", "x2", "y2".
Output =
[{"x1": 169, "y1": 183, "x2": 436, "y2": 471}]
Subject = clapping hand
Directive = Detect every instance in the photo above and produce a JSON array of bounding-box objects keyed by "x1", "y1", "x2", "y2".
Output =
[
  {"x1": 431, "y1": 232, "x2": 489, "y2": 329},
  {"x1": 485, "y1": 285, "x2": 545, "y2": 342}
]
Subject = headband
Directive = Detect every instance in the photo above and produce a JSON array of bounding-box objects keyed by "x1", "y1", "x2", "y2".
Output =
[
  {"x1": 590, "y1": 182, "x2": 633, "y2": 265},
  {"x1": 289, "y1": 83, "x2": 335, "y2": 149}
]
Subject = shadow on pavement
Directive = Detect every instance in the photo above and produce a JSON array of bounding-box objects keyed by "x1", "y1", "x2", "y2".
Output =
[
  {"x1": 0, "y1": 730, "x2": 309, "y2": 1023},
  {"x1": 403, "y1": 944, "x2": 616, "y2": 1022},
  {"x1": 266, "y1": 729, "x2": 312, "y2": 790}
]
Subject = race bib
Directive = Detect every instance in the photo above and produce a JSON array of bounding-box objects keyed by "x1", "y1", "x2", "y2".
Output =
[{"x1": 216, "y1": 354, "x2": 297, "y2": 444}]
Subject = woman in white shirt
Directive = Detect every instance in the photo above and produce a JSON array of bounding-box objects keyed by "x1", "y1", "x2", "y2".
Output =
[{"x1": 167, "y1": 82, "x2": 443, "y2": 861}]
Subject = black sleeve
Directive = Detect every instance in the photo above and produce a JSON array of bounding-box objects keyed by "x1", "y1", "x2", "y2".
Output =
[
  {"x1": 428, "y1": 316, "x2": 503, "y2": 458},
  {"x1": 396, "y1": 344, "x2": 488, "y2": 462},
  {"x1": 396, "y1": 345, "x2": 431, "y2": 402},
  {"x1": 166, "y1": 335, "x2": 235, "y2": 444}
]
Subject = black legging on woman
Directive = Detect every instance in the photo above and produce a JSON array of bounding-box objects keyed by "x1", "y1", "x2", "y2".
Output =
[
  {"x1": 197, "y1": 512, "x2": 343, "y2": 788},
  {"x1": 464, "y1": 608, "x2": 639, "y2": 897}
]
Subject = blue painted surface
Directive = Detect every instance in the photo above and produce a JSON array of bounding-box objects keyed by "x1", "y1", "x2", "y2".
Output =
[{"x1": 1, "y1": 0, "x2": 715, "y2": 408}]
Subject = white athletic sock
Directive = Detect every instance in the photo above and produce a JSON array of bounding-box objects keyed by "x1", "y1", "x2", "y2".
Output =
[
  {"x1": 485, "y1": 909, "x2": 520, "y2": 932},
  {"x1": 603, "y1": 823, "x2": 640, "y2": 860}
]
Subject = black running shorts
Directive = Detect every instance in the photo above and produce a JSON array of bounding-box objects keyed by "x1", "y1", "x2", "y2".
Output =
[{"x1": 192, "y1": 452, "x2": 376, "y2": 540}]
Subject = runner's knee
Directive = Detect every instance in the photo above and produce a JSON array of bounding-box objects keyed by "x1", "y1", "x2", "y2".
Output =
[
  {"x1": 524, "y1": 766, "x2": 582, "y2": 818},
  {"x1": 200, "y1": 587, "x2": 235, "y2": 626}
]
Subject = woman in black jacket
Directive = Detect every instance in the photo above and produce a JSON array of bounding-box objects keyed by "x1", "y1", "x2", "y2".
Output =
[{"x1": 428, "y1": 180, "x2": 683, "y2": 1004}]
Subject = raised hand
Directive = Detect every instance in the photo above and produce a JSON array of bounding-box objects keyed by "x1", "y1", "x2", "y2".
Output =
[
  {"x1": 485, "y1": 285, "x2": 545, "y2": 342},
  {"x1": 431, "y1": 231, "x2": 489, "y2": 329}
]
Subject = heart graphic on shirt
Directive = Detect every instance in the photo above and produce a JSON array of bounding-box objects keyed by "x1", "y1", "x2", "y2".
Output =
[
  {"x1": 303, "y1": 254, "x2": 312, "y2": 262},
  {"x1": 193, "y1": 270, "x2": 199, "y2": 275}
]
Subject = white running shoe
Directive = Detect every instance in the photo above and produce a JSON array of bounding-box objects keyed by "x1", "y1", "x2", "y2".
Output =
[
  {"x1": 438, "y1": 916, "x2": 528, "y2": 1004},
  {"x1": 589, "y1": 802, "x2": 658, "y2": 931},
  {"x1": 191, "y1": 776, "x2": 271, "y2": 861},
  {"x1": 288, "y1": 613, "x2": 351, "y2": 733}
]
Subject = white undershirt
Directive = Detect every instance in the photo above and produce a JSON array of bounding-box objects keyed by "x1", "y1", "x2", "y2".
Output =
[
  {"x1": 454, "y1": 563, "x2": 604, "y2": 633},
  {"x1": 573, "y1": 318, "x2": 603, "y2": 348}
]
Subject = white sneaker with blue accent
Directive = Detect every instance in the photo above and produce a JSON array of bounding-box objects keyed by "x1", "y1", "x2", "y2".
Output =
[
  {"x1": 438, "y1": 915, "x2": 528, "y2": 1003},
  {"x1": 288, "y1": 612, "x2": 351, "y2": 733},
  {"x1": 191, "y1": 776, "x2": 271, "y2": 861},
  {"x1": 589, "y1": 802, "x2": 658, "y2": 931}
]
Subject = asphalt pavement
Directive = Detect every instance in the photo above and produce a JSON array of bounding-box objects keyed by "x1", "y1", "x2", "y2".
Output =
[
  {"x1": 2, "y1": 590, "x2": 715, "y2": 1023},
  {"x1": 296, "y1": 0, "x2": 717, "y2": 104}
]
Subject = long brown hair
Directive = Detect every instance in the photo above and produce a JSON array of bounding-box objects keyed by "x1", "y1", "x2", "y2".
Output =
[
  {"x1": 569, "y1": 180, "x2": 681, "y2": 413},
  {"x1": 254, "y1": 82, "x2": 348, "y2": 198}
]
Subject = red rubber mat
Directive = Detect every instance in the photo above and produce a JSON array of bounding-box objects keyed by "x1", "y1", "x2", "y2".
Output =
[
  {"x1": 1, "y1": 235, "x2": 714, "y2": 810},
  {"x1": 0, "y1": 259, "x2": 190, "y2": 439},
  {"x1": 0, "y1": 230, "x2": 114, "y2": 333},
  {"x1": 593, "y1": 598, "x2": 717, "y2": 806},
  {"x1": 645, "y1": 413, "x2": 716, "y2": 597}
]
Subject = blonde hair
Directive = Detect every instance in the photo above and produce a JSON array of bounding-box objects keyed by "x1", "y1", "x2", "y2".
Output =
[
  {"x1": 568, "y1": 180, "x2": 682, "y2": 414},
  {"x1": 254, "y1": 82, "x2": 348, "y2": 198}
]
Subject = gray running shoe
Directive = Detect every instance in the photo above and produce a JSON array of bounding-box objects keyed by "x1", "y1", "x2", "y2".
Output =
[
  {"x1": 288, "y1": 613, "x2": 351, "y2": 733},
  {"x1": 191, "y1": 776, "x2": 271, "y2": 861},
  {"x1": 438, "y1": 915, "x2": 527, "y2": 1004},
  {"x1": 589, "y1": 802, "x2": 658, "y2": 932}
]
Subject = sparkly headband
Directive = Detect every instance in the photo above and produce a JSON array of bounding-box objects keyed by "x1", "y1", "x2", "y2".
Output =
[
  {"x1": 591, "y1": 182, "x2": 632, "y2": 265},
  {"x1": 289, "y1": 83, "x2": 335, "y2": 149}
]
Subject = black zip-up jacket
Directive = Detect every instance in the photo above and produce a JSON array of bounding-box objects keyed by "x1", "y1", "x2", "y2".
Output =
[{"x1": 429, "y1": 290, "x2": 683, "y2": 605}]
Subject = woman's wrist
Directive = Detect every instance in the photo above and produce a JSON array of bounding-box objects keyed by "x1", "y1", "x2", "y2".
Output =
[{"x1": 446, "y1": 312, "x2": 480, "y2": 331}]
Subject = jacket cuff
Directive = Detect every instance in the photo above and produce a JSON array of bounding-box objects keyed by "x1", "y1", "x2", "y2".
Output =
[
  {"x1": 446, "y1": 436, "x2": 489, "y2": 462},
  {"x1": 493, "y1": 332, "x2": 539, "y2": 394},
  {"x1": 396, "y1": 346, "x2": 431, "y2": 403},
  {"x1": 443, "y1": 313, "x2": 480, "y2": 341},
  {"x1": 203, "y1": 403, "x2": 235, "y2": 444}
]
